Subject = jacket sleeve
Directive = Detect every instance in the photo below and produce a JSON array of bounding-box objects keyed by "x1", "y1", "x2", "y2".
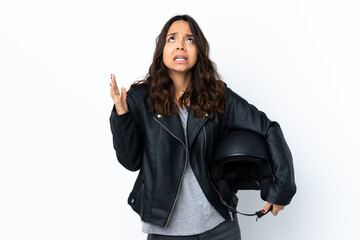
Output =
[
  {"x1": 109, "y1": 89, "x2": 143, "y2": 171},
  {"x1": 224, "y1": 86, "x2": 297, "y2": 205}
]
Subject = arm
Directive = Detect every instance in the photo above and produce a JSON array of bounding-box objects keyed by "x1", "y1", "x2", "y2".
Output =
[
  {"x1": 224, "y1": 87, "x2": 296, "y2": 205},
  {"x1": 109, "y1": 90, "x2": 143, "y2": 171}
]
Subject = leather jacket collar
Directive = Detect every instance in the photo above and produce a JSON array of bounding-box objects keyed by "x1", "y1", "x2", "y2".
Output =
[{"x1": 152, "y1": 107, "x2": 209, "y2": 150}]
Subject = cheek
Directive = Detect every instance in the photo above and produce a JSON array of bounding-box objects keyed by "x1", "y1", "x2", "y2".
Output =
[{"x1": 162, "y1": 47, "x2": 171, "y2": 62}]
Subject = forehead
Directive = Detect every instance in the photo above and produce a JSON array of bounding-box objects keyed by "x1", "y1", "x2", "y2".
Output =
[{"x1": 167, "y1": 20, "x2": 192, "y2": 34}]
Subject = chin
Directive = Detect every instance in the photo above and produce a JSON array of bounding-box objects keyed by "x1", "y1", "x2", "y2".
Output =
[
  {"x1": 173, "y1": 68, "x2": 192, "y2": 73},
  {"x1": 173, "y1": 65, "x2": 195, "y2": 72}
]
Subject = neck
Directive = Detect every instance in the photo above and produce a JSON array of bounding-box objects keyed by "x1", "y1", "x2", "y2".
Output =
[{"x1": 169, "y1": 70, "x2": 192, "y2": 106}]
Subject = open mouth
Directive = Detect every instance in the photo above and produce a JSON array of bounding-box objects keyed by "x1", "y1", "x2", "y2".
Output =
[
  {"x1": 174, "y1": 56, "x2": 188, "y2": 63},
  {"x1": 174, "y1": 57, "x2": 188, "y2": 60}
]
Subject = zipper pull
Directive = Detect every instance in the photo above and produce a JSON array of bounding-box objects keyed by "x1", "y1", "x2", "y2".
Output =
[
  {"x1": 229, "y1": 210, "x2": 234, "y2": 221},
  {"x1": 222, "y1": 200, "x2": 234, "y2": 221}
]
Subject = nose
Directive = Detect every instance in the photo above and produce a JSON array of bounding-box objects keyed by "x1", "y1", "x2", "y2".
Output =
[{"x1": 176, "y1": 40, "x2": 185, "y2": 51}]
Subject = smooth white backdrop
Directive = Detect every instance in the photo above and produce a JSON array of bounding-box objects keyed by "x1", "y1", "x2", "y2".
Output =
[{"x1": 1, "y1": 0, "x2": 359, "y2": 239}]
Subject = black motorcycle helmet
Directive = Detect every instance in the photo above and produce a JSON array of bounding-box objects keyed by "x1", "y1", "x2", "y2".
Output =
[{"x1": 211, "y1": 128, "x2": 275, "y2": 203}]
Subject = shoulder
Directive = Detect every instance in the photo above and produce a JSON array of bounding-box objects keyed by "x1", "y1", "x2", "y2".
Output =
[
  {"x1": 127, "y1": 84, "x2": 150, "y2": 102},
  {"x1": 223, "y1": 83, "x2": 247, "y2": 105},
  {"x1": 222, "y1": 82, "x2": 237, "y2": 98},
  {"x1": 128, "y1": 83, "x2": 149, "y2": 98},
  {"x1": 126, "y1": 84, "x2": 151, "y2": 111}
]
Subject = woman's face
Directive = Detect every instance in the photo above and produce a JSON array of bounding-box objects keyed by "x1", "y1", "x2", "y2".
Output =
[{"x1": 162, "y1": 20, "x2": 198, "y2": 75}]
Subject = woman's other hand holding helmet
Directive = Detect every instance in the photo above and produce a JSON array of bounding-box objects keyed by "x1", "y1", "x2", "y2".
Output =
[{"x1": 263, "y1": 202, "x2": 285, "y2": 216}]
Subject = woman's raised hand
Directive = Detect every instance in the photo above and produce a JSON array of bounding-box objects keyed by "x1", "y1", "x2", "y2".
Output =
[{"x1": 110, "y1": 73, "x2": 129, "y2": 115}]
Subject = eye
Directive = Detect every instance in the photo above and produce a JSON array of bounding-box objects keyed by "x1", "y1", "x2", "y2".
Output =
[
  {"x1": 188, "y1": 38, "x2": 194, "y2": 43},
  {"x1": 168, "y1": 37, "x2": 175, "y2": 42}
]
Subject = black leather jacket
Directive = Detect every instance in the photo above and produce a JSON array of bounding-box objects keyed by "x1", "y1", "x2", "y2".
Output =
[{"x1": 109, "y1": 83, "x2": 296, "y2": 228}]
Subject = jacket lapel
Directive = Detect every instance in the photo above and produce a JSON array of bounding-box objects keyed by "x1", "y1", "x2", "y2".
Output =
[
  {"x1": 187, "y1": 108, "x2": 209, "y2": 149},
  {"x1": 153, "y1": 108, "x2": 209, "y2": 148},
  {"x1": 153, "y1": 111, "x2": 186, "y2": 145}
]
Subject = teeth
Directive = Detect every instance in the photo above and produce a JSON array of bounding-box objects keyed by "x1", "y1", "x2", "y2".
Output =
[{"x1": 175, "y1": 57, "x2": 186, "y2": 60}]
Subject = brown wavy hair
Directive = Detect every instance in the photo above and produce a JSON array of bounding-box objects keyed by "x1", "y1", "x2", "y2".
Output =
[{"x1": 130, "y1": 14, "x2": 226, "y2": 120}]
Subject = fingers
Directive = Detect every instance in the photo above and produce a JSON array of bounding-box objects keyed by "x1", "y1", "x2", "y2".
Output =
[
  {"x1": 110, "y1": 74, "x2": 114, "y2": 96},
  {"x1": 263, "y1": 202, "x2": 285, "y2": 216},
  {"x1": 110, "y1": 73, "x2": 122, "y2": 103},
  {"x1": 262, "y1": 202, "x2": 273, "y2": 215},
  {"x1": 272, "y1": 204, "x2": 285, "y2": 216},
  {"x1": 111, "y1": 73, "x2": 120, "y2": 96}
]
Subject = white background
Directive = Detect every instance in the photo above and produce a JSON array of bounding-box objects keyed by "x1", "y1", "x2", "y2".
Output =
[{"x1": 1, "y1": 0, "x2": 359, "y2": 239}]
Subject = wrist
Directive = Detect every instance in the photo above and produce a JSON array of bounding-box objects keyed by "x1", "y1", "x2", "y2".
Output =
[{"x1": 115, "y1": 104, "x2": 128, "y2": 115}]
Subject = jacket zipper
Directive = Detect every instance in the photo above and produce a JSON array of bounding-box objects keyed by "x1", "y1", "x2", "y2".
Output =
[
  {"x1": 203, "y1": 126, "x2": 206, "y2": 156},
  {"x1": 153, "y1": 116, "x2": 189, "y2": 228},
  {"x1": 204, "y1": 126, "x2": 233, "y2": 221},
  {"x1": 207, "y1": 172, "x2": 234, "y2": 221}
]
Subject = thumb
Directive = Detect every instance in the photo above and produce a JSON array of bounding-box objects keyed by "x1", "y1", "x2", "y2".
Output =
[{"x1": 120, "y1": 87, "x2": 127, "y2": 102}]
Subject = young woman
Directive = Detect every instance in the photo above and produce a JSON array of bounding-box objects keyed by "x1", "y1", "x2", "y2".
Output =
[{"x1": 109, "y1": 14, "x2": 296, "y2": 240}]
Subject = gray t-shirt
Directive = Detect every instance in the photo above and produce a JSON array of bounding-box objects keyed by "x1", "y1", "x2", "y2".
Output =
[{"x1": 142, "y1": 106, "x2": 225, "y2": 235}]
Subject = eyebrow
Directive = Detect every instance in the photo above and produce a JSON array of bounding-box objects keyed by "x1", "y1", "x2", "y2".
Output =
[{"x1": 167, "y1": 32, "x2": 194, "y2": 37}]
